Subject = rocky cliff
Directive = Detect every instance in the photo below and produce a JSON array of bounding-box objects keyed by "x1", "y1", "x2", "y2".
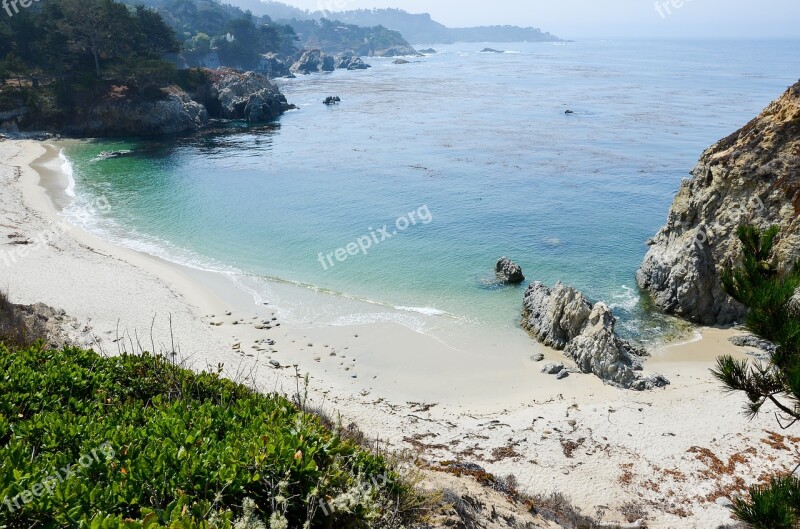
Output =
[
  {"x1": 521, "y1": 281, "x2": 669, "y2": 390},
  {"x1": 637, "y1": 80, "x2": 800, "y2": 325},
  {"x1": 199, "y1": 68, "x2": 296, "y2": 122},
  {"x1": 16, "y1": 68, "x2": 296, "y2": 137},
  {"x1": 64, "y1": 88, "x2": 209, "y2": 137}
]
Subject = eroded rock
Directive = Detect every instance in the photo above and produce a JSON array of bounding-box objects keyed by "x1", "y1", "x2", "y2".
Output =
[{"x1": 522, "y1": 282, "x2": 669, "y2": 390}]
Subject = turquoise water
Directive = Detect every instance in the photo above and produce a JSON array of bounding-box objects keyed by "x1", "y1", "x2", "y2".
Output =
[{"x1": 62, "y1": 39, "x2": 800, "y2": 341}]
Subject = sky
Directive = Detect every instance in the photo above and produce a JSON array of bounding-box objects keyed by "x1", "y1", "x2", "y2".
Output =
[{"x1": 277, "y1": 0, "x2": 800, "y2": 39}]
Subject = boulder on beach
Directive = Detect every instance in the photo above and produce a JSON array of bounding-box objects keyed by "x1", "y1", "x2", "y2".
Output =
[
  {"x1": 521, "y1": 281, "x2": 669, "y2": 390},
  {"x1": 495, "y1": 257, "x2": 525, "y2": 284},
  {"x1": 729, "y1": 334, "x2": 778, "y2": 354},
  {"x1": 542, "y1": 362, "x2": 565, "y2": 375}
]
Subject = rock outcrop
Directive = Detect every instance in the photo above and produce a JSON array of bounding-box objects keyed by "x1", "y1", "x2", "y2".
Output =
[
  {"x1": 495, "y1": 257, "x2": 525, "y2": 284},
  {"x1": 28, "y1": 67, "x2": 295, "y2": 137},
  {"x1": 0, "y1": 106, "x2": 30, "y2": 132},
  {"x1": 204, "y1": 68, "x2": 296, "y2": 122},
  {"x1": 291, "y1": 50, "x2": 335, "y2": 74},
  {"x1": 66, "y1": 88, "x2": 208, "y2": 137},
  {"x1": 8, "y1": 301, "x2": 85, "y2": 349},
  {"x1": 335, "y1": 56, "x2": 371, "y2": 70},
  {"x1": 259, "y1": 53, "x2": 295, "y2": 78},
  {"x1": 637, "y1": 81, "x2": 800, "y2": 325},
  {"x1": 789, "y1": 287, "x2": 800, "y2": 317},
  {"x1": 729, "y1": 334, "x2": 778, "y2": 355},
  {"x1": 521, "y1": 282, "x2": 669, "y2": 390},
  {"x1": 371, "y1": 45, "x2": 418, "y2": 57}
]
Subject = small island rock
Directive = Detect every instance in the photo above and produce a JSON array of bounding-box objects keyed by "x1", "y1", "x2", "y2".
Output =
[{"x1": 496, "y1": 257, "x2": 525, "y2": 284}]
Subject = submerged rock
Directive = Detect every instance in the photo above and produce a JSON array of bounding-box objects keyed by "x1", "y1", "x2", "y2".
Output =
[
  {"x1": 496, "y1": 257, "x2": 525, "y2": 284},
  {"x1": 94, "y1": 150, "x2": 133, "y2": 161},
  {"x1": 522, "y1": 281, "x2": 669, "y2": 390},
  {"x1": 637, "y1": 81, "x2": 800, "y2": 325}
]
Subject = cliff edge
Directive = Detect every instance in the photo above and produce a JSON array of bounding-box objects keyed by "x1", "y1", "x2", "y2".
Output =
[{"x1": 637, "y1": 80, "x2": 800, "y2": 325}]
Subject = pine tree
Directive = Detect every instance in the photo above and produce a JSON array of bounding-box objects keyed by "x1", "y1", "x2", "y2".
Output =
[{"x1": 713, "y1": 225, "x2": 800, "y2": 527}]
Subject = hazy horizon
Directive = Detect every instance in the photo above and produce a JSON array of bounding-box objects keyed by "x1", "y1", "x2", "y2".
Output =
[{"x1": 274, "y1": 0, "x2": 800, "y2": 39}]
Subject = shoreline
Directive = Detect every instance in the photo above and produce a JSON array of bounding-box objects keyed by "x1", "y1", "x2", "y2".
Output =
[{"x1": 4, "y1": 137, "x2": 798, "y2": 527}]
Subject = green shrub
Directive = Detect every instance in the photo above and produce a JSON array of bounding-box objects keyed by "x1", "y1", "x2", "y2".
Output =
[{"x1": 0, "y1": 344, "x2": 415, "y2": 528}]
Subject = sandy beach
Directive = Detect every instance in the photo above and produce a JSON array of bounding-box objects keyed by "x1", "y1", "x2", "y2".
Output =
[{"x1": 3, "y1": 138, "x2": 798, "y2": 528}]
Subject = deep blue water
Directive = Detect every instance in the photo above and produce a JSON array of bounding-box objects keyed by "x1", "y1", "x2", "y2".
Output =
[{"x1": 62, "y1": 39, "x2": 800, "y2": 341}]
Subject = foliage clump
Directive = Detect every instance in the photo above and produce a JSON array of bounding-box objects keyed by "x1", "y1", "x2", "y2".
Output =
[
  {"x1": 0, "y1": 343, "x2": 418, "y2": 528},
  {"x1": 713, "y1": 225, "x2": 800, "y2": 528},
  {"x1": 715, "y1": 225, "x2": 800, "y2": 420}
]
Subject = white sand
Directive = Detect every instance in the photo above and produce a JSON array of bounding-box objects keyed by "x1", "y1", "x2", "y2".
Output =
[{"x1": 2, "y1": 138, "x2": 798, "y2": 528}]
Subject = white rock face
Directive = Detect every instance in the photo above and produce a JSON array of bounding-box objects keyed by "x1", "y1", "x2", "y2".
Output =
[
  {"x1": 637, "y1": 81, "x2": 800, "y2": 325},
  {"x1": 522, "y1": 282, "x2": 669, "y2": 390},
  {"x1": 789, "y1": 287, "x2": 800, "y2": 317},
  {"x1": 521, "y1": 282, "x2": 591, "y2": 349}
]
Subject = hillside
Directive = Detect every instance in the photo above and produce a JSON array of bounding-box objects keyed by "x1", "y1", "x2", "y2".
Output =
[
  {"x1": 117, "y1": 0, "x2": 415, "y2": 65},
  {"x1": 228, "y1": 2, "x2": 562, "y2": 44},
  {"x1": 321, "y1": 9, "x2": 561, "y2": 44}
]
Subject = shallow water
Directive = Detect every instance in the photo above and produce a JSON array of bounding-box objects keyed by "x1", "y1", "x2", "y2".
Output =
[{"x1": 61, "y1": 39, "x2": 800, "y2": 343}]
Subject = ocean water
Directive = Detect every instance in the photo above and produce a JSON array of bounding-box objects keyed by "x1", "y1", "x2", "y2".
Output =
[{"x1": 60, "y1": 39, "x2": 800, "y2": 342}]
